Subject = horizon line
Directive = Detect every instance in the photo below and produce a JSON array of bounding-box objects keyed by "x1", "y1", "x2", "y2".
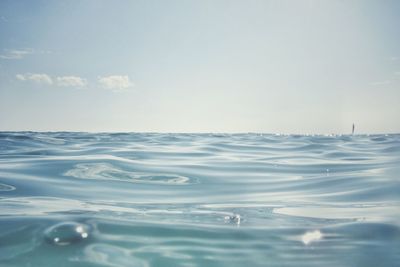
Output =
[{"x1": 0, "y1": 130, "x2": 398, "y2": 135}]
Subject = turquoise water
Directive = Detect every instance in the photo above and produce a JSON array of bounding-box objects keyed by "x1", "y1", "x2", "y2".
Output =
[{"x1": 0, "y1": 132, "x2": 399, "y2": 267}]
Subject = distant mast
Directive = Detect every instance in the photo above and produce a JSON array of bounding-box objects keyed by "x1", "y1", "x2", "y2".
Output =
[{"x1": 352, "y1": 123, "x2": 355, "y2": 135}]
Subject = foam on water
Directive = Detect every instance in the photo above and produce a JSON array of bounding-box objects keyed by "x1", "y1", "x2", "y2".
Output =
[
  {"x1": 65, "y1": 163, "x2": 194, "y2": 185},
  {"x1": 0, "y1": 132, "x2": 399, "y2": 266}
]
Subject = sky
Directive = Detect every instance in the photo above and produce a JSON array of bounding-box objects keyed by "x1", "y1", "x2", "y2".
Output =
[{"x1": 0, "y1": 0, "x2": 399, "y2": 134}]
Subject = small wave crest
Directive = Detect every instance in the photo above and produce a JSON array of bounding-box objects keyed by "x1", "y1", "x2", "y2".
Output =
[{"x1": 0, "y1": 182, "x2": 16, "y2": 191}]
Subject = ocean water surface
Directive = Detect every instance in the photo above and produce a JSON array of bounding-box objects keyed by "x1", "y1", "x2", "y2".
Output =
[{"x1": 0, "y1": 132, "x2": 399, "y2": 267}]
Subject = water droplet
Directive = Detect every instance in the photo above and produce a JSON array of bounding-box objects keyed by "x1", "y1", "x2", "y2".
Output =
[
  {"x1": 224, "y1": 214, "x2": 241, "y2": 225},
  {"x1": 44, "y1": 222, "x2": 91, "y2": 246}
]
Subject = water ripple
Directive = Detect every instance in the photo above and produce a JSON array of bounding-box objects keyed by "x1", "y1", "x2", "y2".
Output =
[{"x1": 0, "y1": 132, "x2": 399, "y2": 267}]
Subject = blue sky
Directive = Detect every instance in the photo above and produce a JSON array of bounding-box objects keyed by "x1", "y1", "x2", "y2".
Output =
[{"x1": 0, "y1": 0, "x2": 399, "y2": 133}]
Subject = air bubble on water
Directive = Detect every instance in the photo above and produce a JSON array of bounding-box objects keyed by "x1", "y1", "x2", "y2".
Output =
[{"x1": 44, "y1": 222, "x2": 91, "y2": 246}]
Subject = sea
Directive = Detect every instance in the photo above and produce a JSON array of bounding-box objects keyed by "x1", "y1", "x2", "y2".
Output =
[{"x1": 0, "y1": 132, "x2": 399, "y2": 267}]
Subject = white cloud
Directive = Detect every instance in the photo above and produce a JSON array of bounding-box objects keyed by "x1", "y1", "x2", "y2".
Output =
[
  {"x1": 57, "y1": 76, "x2": 87, "y2": 87},
  {"x1": 16, "y1": 73, "x2": 134, "y2": 90},
  {"x1": 98, "y1": 75, "x2": 133, "y2": 91},
  {"x1": 15, "y1": 74, "x2": 26, "y2": 81},
  {"x1": 0, "y1": 49, "x2": 34, "y2": 59},
  {"x1": 16, "y1": 73, "x2": 53, "y2": 85}
]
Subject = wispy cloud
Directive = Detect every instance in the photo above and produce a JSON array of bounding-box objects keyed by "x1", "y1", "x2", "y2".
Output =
[
  {"x1": 370, "y1": 80, "x2": 391, "y2": 86},
  {"x1": 98, "y1": 75, "x2": 133, "y2": 91},
  {"x1": 16, "y1": 73, "x2": 53, "y2": 85},
  {"x1": 57, "y1": 76, "x2": 87, "y2": 87},
  {"x1": 0, "y1": 48, "x2": 51, "y2": 60},
  {"x1": 0, "y1": 49, "x2": 34, "y2": 60}
]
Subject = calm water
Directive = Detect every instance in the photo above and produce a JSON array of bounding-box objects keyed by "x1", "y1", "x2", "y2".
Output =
[{"x1": 0, "y1": 132, "x2": 399, "y2": 267}]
